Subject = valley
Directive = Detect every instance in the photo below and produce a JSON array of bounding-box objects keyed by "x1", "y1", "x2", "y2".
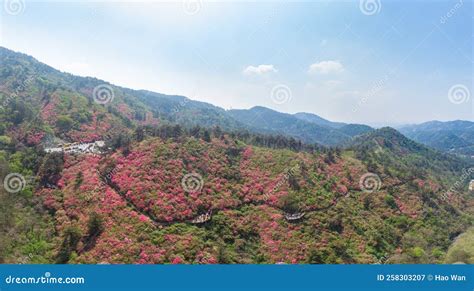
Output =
[{"x1": 0, "y1": 47, "x2": 473, "y2": 265}]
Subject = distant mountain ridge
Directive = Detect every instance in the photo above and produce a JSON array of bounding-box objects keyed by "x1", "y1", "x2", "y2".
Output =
[
  {"x1": 0, "y1": 46, "x2": 472, "y2": 153},
  {"x1": 1, "y1": 46, "x2": 474, "y2": 265},
  {"x1": 293, "y1": 112, "x2": 346, "y2": 128},
  {"x1": 228, "y1": 107, "x2": 348, "y2": 145},
  {"x1": 226, "y1": 107, "x2": 374, "y2": 146},
  {"x1": 399, "y1": 120, "x2": 474, "y2": 156},
  {"x1": 1, "y1": 46, "x2": 373, "y2": 147}
]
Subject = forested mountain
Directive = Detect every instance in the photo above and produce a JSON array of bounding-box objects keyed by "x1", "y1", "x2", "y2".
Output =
[
  {"x1": 228, "y1": 106, "x2": 355, "y2": 145},
  {"x1": 338, "y1": 124, "x2": 374, "y2": 137},
  {"x1": 131, "y1": 90, "x2": 247, "y2": 130},
  {"x1": 399, "y1": 121, "x2": 474, "y2": 157},
  {"x1": 293, "y1": 112, "x2": 373, "y2": 138},
  {"x1": 0, "y1": 47, "x2": 473, "y2": 265},
  {"x1": 293, "y1": 112, "x2": 346, "y2": 129},
  {"x1": 0, "y1": 47, "x2": 372, "y2": 147}
]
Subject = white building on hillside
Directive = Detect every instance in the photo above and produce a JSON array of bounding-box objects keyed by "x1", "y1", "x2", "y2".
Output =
[{"x1": 45, "y1": 141, "x2": 105, "y2": 154}]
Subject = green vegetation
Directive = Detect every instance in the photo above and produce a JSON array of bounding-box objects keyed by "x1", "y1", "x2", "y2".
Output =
[
  {"x1": 0, "y1": 46, "x2": 472, "y2": 264},
  {"x1": 445, "y1": 228, "x2": 474, "y2": 264}
]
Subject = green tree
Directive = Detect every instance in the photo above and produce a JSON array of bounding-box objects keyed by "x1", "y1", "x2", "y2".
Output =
[
  {"x1": 56, "y1": 115, "x2": 74, "y2": 131},
  {"x1": 56, "y1": 225, "x2": 82, "y2": 263},
  {"x1": 87, "y1": 212, "x2": 104, "y2": 238},
  {"x1": 74, "y1": 171, "x2": 83, "y2": 189},
  {"x1": 384, "y1": 195, "x2": 398, "y2": 209}
]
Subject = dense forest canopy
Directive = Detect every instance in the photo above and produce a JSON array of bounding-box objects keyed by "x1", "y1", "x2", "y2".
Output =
[{"x1": 0, "y1": 47, "x2": 473, "y2": 264}]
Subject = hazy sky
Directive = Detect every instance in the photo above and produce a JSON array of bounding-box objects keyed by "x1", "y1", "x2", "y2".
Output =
[{"x1": 0, "y1": 0, "x2": 472, "y2": 125}]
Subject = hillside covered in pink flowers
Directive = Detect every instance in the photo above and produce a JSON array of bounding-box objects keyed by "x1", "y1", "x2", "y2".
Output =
[
  {"x1": 20, "y1": 131, "x2": 474, "y2": 264},
  {"x1": 1, "y1": 47, "x2": 473, "y2": 264}
]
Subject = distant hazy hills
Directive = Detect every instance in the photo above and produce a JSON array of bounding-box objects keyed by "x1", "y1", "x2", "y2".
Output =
[
  {"x1": 0, "y1": 46, "x2": 472, "y2": 155},
  {"x1": 293, "y1": 112, "x2": 346, "y2": 128},
  {"x1": 399, "y1": 120, "x2": 474, "y2": 156},
  {"x1": 226, "y1": 107, "x2": 374, "y2": 146}
]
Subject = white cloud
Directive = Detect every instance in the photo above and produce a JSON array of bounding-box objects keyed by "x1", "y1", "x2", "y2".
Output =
[
  {"x1": 243, "y1": 64, "x2": 277, "y2": 76},
  {"x1": 308, "y1": 60, "x2": 344, "y2": 74}
]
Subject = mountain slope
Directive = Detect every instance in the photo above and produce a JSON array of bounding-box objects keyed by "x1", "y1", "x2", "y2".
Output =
[
  {"x1": 293, "y1": 112, "x2": 346, "y2": 129},
  {"x1": 348, "y1": 127, "x2": 471, "y2": 177},
  {"x1": 228, "y1": 106, "x2": 352, "y2": 146},
  {"x1": 20, "y1": 128, "x2": 472, "y2": 264},
  {"x1": 399, "y1": 121, "x2": 474, "y2": 156},
  {"x1": 294, "y1": 112, "x2": 373, "y2": 138},
  {"x1": 127, "y1": 89, "x2": 247, "y2": 130},
  {"x1": 0, "y1": 46, "x2": 365, "y2": 147},
  {"x1": 0, "y1": 47, "x2": 473, "y2": 265},
  {"x1": 338, "y1": 124, "x2": 374, "y2": 137}
]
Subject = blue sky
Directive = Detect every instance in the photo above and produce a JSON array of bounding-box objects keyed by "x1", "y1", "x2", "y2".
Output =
[{"x1": 0, "y1": 0, "x2": 472, "y2": 125}]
